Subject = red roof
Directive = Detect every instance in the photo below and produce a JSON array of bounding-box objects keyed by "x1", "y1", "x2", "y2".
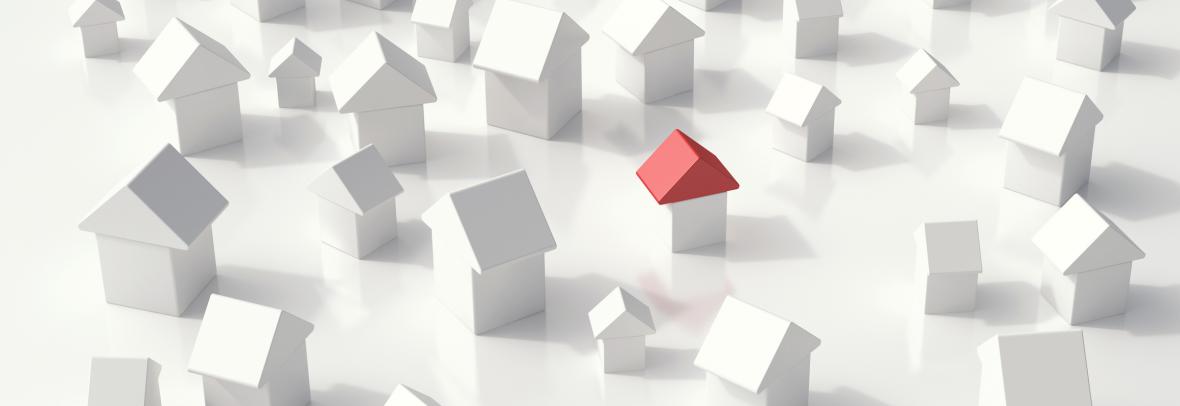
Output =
[{"x1": 636, "y1": 130, "x2": 739, "y2": 205}]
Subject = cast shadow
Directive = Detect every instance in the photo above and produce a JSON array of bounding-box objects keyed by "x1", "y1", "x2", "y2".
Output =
[
  {"x1": 739, "y1": 0, "x2": 782, "y2": 22},
  {"x1": 422, "y1": 131, "x2": 521, "y2": 180},
  {"x1": 971, "y1": 0, "x2": 1033, "y2": 17},
  {"x1": 1111, "y1": 42, "x2": 1180, "y2": 79},
  {"x1": 639, "y1": 347, "x2": 704, "y2": 380},
  {"x1": 831, "y1": 132, "x2": 908, "y2": 172},
  {"x1": 193, "y1": 114, "x2": 334, "y2": 168},
  {"x1": 312, "y1": 383, "x2": 388, "y2": 406},
  {"x1": 724, "y1": 214, "x2": 815, "y2": 262},
  {"x1": 211, "y1": 264, "x2": 326, "y2": 319},
  {"x1": 1084, "y1": 163, "x2": 1180, "y2": 221},
  {"x1": 838, "y1": 32, "x2": 911, "y2": 67},
  {"x1": 961, "y1": 281, "x2": 1042, "y2": 326},
  {"x1": 550, "y1": 114, "x2": 585, "y2": 144},
  {"x1": 264, "y1": 8, "x2": 308, "y2": 26},
  {"x1": 811, "y1": 386, "x2": 892, "y2": 406},
  {"x1": 112, "y1": 37, "x2": 151, "y2": 63},
  {"x1": 1083, "y1": 284, "x2": 1180, "y2": 336},
  {"x1": 945, "y1": 104, "x2": 1001, "y2": 130},
  {"x1": 694, "y1": 68, "x2": 773, "y2": 114},
  {"x1": 315, "y1": 90, "x2": 337, "y2": 112},
  {"x1": 364, "y1": 219, "x2": 433, "y2": 268},
  {"x1": 479, "y1": 272, "x2": 619, "y2": 355}
]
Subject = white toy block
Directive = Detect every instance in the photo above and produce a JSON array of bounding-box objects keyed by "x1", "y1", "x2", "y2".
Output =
[
  {"x1": 354, "y1": 105, "x2": 427, "y2": 166},
  {"x1": 473, "y1": 1, "x2": 588, "y2": 139},
  {"x1": 785, "y1": 0, "x2": 843, "y2": 58},
  {"x1": 348, "y1": 0, "x2": 395, "y2": 9},
  {"x1": 411, "y1": 0, "x2": 472, "y2": 62},
  {"x1": 1051, "y1": 0, "x2": 1135, "y2": 71},
  {"x1": 88, "y1": 357, "x2": 162, "y2": 406},
  {"x1": 680, "y1": 0, "x2": 731, "y2": 11},
  {"x1": 766, "y1": 74, "x2": 841, "y2": 162},
  {"x1": 604, "y1": 0, "x2": 704, "y2": 103},
  {"x1": 598, "y1": 336, "x2": 647, "y2": 373},
  {"x1": 70, "y1": 0, "x2": 125, "y2": 58},
  {"x1": 169, "y1": 85, "x2": 244, "y2": 155},
  {"x1": 897, "y1": 50, "x2": 959, "y2": 124},
  {"x1": 978, "y1": 331, "x2": 1092, "y2": 406},
  {"x1": 269, "y1": 38, "x2": 322, "y2": 109},
  {"x1": 1000, "y1": 79, "x2": 1101, "y2": 206},
  {"x1": 668, "y1": 193, "x2": 727, "y2": 252},
  {"x1": 384, "y1": 384, "x2": 441, "y2": 406},
  {"x1": 914, "y1": 221, "x2": 982, "y2": 314},
  {"x1": 231, "y1": 0, "x2": 304, "y2": 21},
  {"x1": 310, "y1": 145, "x2": 404, "y2": 258},
  {"x1": 927, "y1": 0, "x2": 970, "y2": 8},
  {"x1": 589, "y1": 287, "x2": 656, "y2": 373},
  {"x1": 637, "y1": 130, "x2": 740, "y2": 252}
]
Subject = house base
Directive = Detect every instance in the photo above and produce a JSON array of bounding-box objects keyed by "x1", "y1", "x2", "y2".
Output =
[
  {"x1": 353, "y1": 105, "x2": 426, "y2": 166},
  {"x1": 276, "y1": 77, "x2": 316, "y2": 108},
  {"x1": 318, "y1": 198, "x2": 398, "y2": 258},
  {"x1": 789, "y1": 18, "x2": 839, "y2": 59},
  {"x1": 231, "y1": 0, "x2": 305, "y2": 22},
  {"x1": 485, "y1": 53, "x2": 582, "y2": 140},
  {"x1": 1002, "y1": 132, "x2": 1093, "y2": 207},
  {"x1": 95, "y1": 228, "x2": 217, "y2": 316},
  {"x1": 1041, "y1": 260, "x2": 1132, "y2": 325},
  {"x1": 416, "y1": 22, "x2": 469, "y2": 62},
  {"x1": 80, "y1": 23, "x2": 120, "y2": 58},
  {"x1": 922, "y1": 273, "x2": 978, "y2": 314},
  {"x1": 598, "y1": 336, "x2": 646, "y2": 373},
  {"x1": 704, "y1": 357, "x2": 810, "y2": 406},
  {"x1": 667, "y1": 193, "x2": 727, "y2": 252},
  {"x1": 680, "y1": 0, "x2": 731, "y2": 11},
  {"x1": 913, "y1": 88, "x2": 950, "y2": 124},
  {"x1": 615, "y1": 42, "x2": 695, "y2": 103},
  {"x1": 170, "y1": 84, "x2": 244, "y2": 155},
  {"x1": 770, "y1": 114, "x2": 834, "y2": 162},
  {"x1": 1056, "y1": 19, "x2": 1123, "y2": 71},
  {"x1": 435, "y1": 250, "x2": 547, "y2": 335},
  {"x1": 201, "y1": 345, "x2": 311, "y2": 406}
]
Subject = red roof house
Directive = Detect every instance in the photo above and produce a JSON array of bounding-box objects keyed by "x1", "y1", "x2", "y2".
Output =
[{"x1": 637, "y1": 130, "x2": 740, "y2": 205}]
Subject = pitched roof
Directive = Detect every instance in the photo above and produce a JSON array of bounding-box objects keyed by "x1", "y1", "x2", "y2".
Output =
[
  {"x1": 384, "y1": 384, "x2": 441, "y2": 406},
  {"x1": 636, "y1": 130, "x2": 739, "y2": 205},
  {"x1": 472, "y1": 1, "x2": 589, "y2": 82},
  {"x1": 1033, "y1": 195, "x2": 1144, "y2": 275},
  {"x1": 588, "y1": 287, "x2": 656, "y2": 339},
  {"x1": 766, "y1": 74, "x2": 842, "y2": 126},
  {"x1": 332, "y1": 32, "x2": 437, "y2": 113},
  {"x1": 603, "y1": 0, "x2": 704, "y2": 55},
  {"x1": 421, "y1": 170, "x2": 556, "y2": 273},
  {"x1": 88, "y1": 357, "x2": 160, "y2": 406},
  {"x1": 79, "y1": 144, "x2": 228, "y2": 250},
  {"x1": 915, "y1": 220, "x2": 982, "y2": 274},
  {"x1": 133, "y1": 19, "x2": 250, "y2": 101},
  {"x1": 310, "y1": 145, "x2": 404, "y2": 215},
  {"x1": 785, "y1": 0, "x2": 844, "y2": 21},
  {"x1": 188, "y1": 295, "x2": 314, "y2": 388},
  {"x1": 897, "y1": 50, "x2": 959, "y2": 93},
  {"x1": 694, "y1": 297, "x2": 820, "y2": 394},
  {"x1": 268, "y1": 38, "x2": 322, "y2": 78},
  {"x1": 1000, "y1": 78, "x2": 1102, "y2": 156},
  {"x1": 978, "y1": 331, "x2": 1092, "y2": 406},
  {"x1": 1050, "y1": 0, "x2": 1135, "y2": 30},
  {"x1": 410, "y1": 0, "x2": 472, "y2": 29},
  {"x1": 70, "y1": 0, "x2": 125, "y2": 27}
]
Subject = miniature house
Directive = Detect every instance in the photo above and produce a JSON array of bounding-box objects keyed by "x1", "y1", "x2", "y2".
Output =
[
  {"x1": 1050, "y1": 0, "x2": 1136, "y2": 71},
  {"x1": 231, "y1": 0, "x2": 304, "y2": 22},
  {"x1": 785, "y1": 0, "x2": 843, "y2": 58},
  {"x1": 79, "y1": 144, "x2": 227, "y2": 316},
  {"x1": 268, "y1": 38, "x2": 322, "y2": 108},
  {"x1": 88, "y1": 357, "x2": 162, "y2": 406},
  {"x1": 422, "y1": 170, "x2": 557, "y2": 334},
  {"x1": 1033, "y1": 195, "x2": 1145, "y2": 325},
  {"x1": 603, "y1": 0, "x2": 705, "y2": 103},
  {"x1": 348, "y1": 0, "x2": 395, "y2": 9},
  {"x1": 384, "y1": 384, "x2": 441, "y2": 406},
  {"x1": 680, "y1": 0, "x2": 731, "y2": 11},
  {"x1": 695, "y1": 297, "x2": 820, "y2": 406},
  {"x1": 637, "y1": 130, "x2": 740, "y2": 252},
  {"x1": 189, "y1": 294, "x2": 314, "y2": 406},
  {"x1": 70, "y1": 0, "x2": 125, "y2": 57},
  {"x1": 310, "y1": 145, "x2": 404, "y2": 258},
  {"x1": 978, "y1": 331, "x2": 1093, "y2": 406},
  {"x1": 765, "y1": 74, "x2": 842, "y2": 162},
  {"x1": 410, "y1": 0, "x2": 472, "y2": 62},
  {"x1": 588, "y1": 287, "x2": 656, "y2": 373},
  {"x1": 134, "y1": 19, "x2": 250, "y2": 155},
  {"x1": 999, "y1": 78, "x2": 1102, "y2": 206},
  {"x1": 473, "y1": 1, "x2": 589, "y2": 139},
  {"x1": 914, "y1": 220, "x2": 982, "y2": 314},
  {"x1": 896, "y1": 49, "x2": 959, "y2": 124},
  {"x1": 927, "y1": 0, "x2": 970, "y2": 9},
  {"x1": 332, "y1": 32, "x2": 437, "y2": 166}
]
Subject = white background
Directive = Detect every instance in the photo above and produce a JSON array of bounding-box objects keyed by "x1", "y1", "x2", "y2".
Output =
[{"x1": 3, "y1": 0, "x2": 1180, "y2": 404}]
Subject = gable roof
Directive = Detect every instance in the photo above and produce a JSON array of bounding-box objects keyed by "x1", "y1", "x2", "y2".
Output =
[
  {"x1": 88, "y1": 357, "x2": 160, "y2": 406},
  {"x1": 384, "y1": 384, "x2": 441, "y2": 406},
  {"x1": 268, "y1": 38, "x2": 322, "y2": 78},
  {"x1": 70, "y1": 0, "x2": 124, "y2": 27},
  {"x1": 411, "y1": 0, "x2": 472, "y2": 29},
  {"x1": 785, "y1": 0, "x2": 844, "y2": 21},
  {"x1": 588, "y1": 287, "x2": 656, "y2": 339},
  {"x1": 603, "y1": 0, "x2": 704, "y2": 55},
  {"x1": 694, "y1": 297, "x2": 820, "y2": 394},
  {"x1": 332, "y1": 32, "x2": 437, "y2": 113},
  {"x1": 978, "y1": 331, "x2": 1092, "y2": 406},
  {"x1": 915, "y1": 220, "x2": 982, "y2": 274},
  {"x1": 897, "y1": 50, "x2": 959, "y2": 93},
  {"x1": 1032, "y1": 195, "x2": 1144, "y2": 274},
  {"x1": 79, "y1": 144, "x2": 228, "y2": 250},
  {"x1": 472, "y1": 1, "x2": 589, "y2": 82},
  {"x1": 188, "y1": 295, "x2": 314, "y2": 388},
  {"x1": 421, "y1": 170, "x2": 556, "y2": 273},
  {"x1": 133, "y1": 19, "x2": 250, "y2": 101},
  {"x1": 637, "y1": 130, "x2": 739, "y2": 205},
  {"x1": 310, "y1": 145, "x2": 404, "y2": 215},
  {"x1": 1000, "y1": 78, "x2": 1102, "y2": 156},
  {"x1": 1050, "y1": 0, "x2": 1135, "y2": 30},
  {"x1": 766, "y1": 74, "x2": 842, "y2": 126}
]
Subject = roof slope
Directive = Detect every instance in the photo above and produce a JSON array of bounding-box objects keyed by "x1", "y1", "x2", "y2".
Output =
[
  {"x1": 188, "y1": 295, "x2": 314, "y2": 388},
  {"x1": 785, "y1": 0, "x2": 844, "y2": 21},
  {"x1": 1000, "y1": 78, "x2": 1102, "y2": 156},
  {"x1": 88, "y1": 357, "x2": 161, "y2": 406},
  {"x1": 766, "y1": 74, "x2": 842, "y2": 126},
  {"x1": 1050, "y1": 0, "x2": 1135, "y2": 30},
  {"x1": 1033, "y1": 195, "x2": 1144, "y2": 274},
  {"x1": 915, "y1": 220, "x2": 982, "y2": 274},
  {"x1": 70, "y1": 0, "x2": 125, "y2": 27},
  {"x1": 332, "y1": 32, "x2": 437, "y2": 113},
  {"x1": 897, "y1": 50, "x2": 959, "y2": 93},
  {"x1": 411, "y1": 0, "x2": 472, "y2": 29},
  {"x1": 422, "y1": 170, "x2": 556, "y2": 273},
  {"x1": 978, "y1": 331, "x2": 1092, "y2": 406},
  {"x1": 269, "y1": 38, "x2": 322, "y2": 78},
  {"x1": 384, "y1": 384, "x2": 441, "y2": 406},
  {"x1": 603, "y1": 0, "x2": 704, "y2": 55},
  {"x1": 79, "y1": 144, "x2": 228, "y2": 250},
  {"x1": 473, "y1": 1, "x2": 589, "y2": 82},
  {"x1": 588, "y1": 287, "x2": 656, "y2": 339},
  {"x1": 310, "y1": 145, "x2": 404, "y2": 215},
  {"x1": 637, "y1": 130, "x2": 739, "y2": 205},
  {"x1": 694, "y1": 297, "x2": 820, "y2": 394},
  {"x1": 133, "y1": 19, "x2": 250, "y2": 101}
]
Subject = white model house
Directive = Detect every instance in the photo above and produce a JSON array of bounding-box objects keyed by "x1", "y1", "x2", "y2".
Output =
[
  {"x1": 231, "y1": 0, "x2": 304, "y2": 21},
  {"x1": 134, "y1": 19, "x2": 250, "y2": 155},
  {"x1": 978, "y1": 331, "x2": 1092, "y2": 406},
  {"x1": 588, "y1": 287, "x2": 656, "y2": 373},
  {"x1": 765, "y1": 74, "x2": 842, "y2": 162},
  {"x1": 88, "y1": 357, "x2": 162, "y2": 406},
  {"x1": 603, "y1": 0, "x2": 704, "y2": 103},
  {"x1": 1050, "y1": 0, "x2": 1136, "y2": 71},
  {"x1": 423, "y1": 170, "x2": 557, "y2": 334},
  {"x1": 310, "y1": 145, "x2": 404, "y2": 258},
  {"x1": 637, "y1": 129, "x2": 740, "y2": 252},
  {"x1": 332, "y1": 32, "x2": 437, "y2": 166},
  {"x1": 70, "y1": 0, "x2": 125, "y2": 57},
  {"x1": 999, "y1": 78, "x2": 1102, "y2": 206},
  {"x1": 268, "y1": 38, "x2": 322, "y2": 108},
  {"x1": 680, "y1": 0, "x2": 731, "y2": 11},
  {"x1": 189, "y1": 294, "x2": 314, "y2": 406},
  {"x1": 785, "y1": 0, "x2": 843, "y2": 58},
  {"x1": 348, "y1": 0, "x2": 394, "y2": 10},
  {"x1": 1033, "y1": 195, "x2": 1145, "y2": 325},
  {"x1": 695, "y1": 297, "x2": 820, "y2": 406},
  {"x1": 914, "y1": 220, "x2": 982, "y2": 314},
  {"x1": 384, "y1": 384, "x2": 441, "y2": 406},
  {"x1": 79, "y1": 144, "x2": 227, "y2": 316},
  {"x1": 410, "y1": 0, "x2": 472, "y2": 62},
  {"x1": 896, "y1": 49, "x2": 959, "y2": 124},
  {"x1": 473, "y1": 1, "x2": 589, "y2": 139}
]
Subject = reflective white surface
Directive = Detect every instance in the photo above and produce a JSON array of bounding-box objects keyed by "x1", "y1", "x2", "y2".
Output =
[{"x1": 4, "y1": 0, "x2": 1180, "y2": 404}]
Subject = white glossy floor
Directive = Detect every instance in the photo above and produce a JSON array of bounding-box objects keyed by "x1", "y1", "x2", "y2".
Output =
[{"x1": 4, "y1": 0, "x2": 1180, "y2": 404}]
